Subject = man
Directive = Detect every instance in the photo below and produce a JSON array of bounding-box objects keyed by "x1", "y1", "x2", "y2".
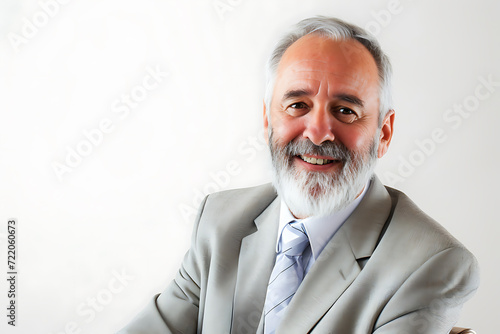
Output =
[{"x1": 118, "y1": 16, "x2": 479, "y2": 334}]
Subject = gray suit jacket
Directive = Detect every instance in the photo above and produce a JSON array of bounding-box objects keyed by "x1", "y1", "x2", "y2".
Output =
[{"x1": 118, "y1": 177, "x2": 479, "y2": 334}]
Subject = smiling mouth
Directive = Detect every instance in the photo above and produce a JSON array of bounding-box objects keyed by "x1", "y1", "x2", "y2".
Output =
[{"x1": 299, "y1": 155, "x2": 337, "y2": 165}]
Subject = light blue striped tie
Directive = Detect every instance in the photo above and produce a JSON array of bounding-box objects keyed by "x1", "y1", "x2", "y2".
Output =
[{"x1": 264, "y1": 222, "x2": 310, "y2": 334}]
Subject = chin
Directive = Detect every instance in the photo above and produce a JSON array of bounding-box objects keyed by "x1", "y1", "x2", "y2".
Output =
[{"x1": 272, "y1": 160, "x2": 376, "y2": 218}]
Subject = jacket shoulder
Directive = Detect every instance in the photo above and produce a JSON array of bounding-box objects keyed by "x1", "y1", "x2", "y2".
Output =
[
  {"x1": 382, "y1": 186, "x2": 476, "y2": 262},
  {"x1": 204, "y1": 183, "x2": 276, "y2": 215},
  {"x1": 207, "y1": 183, "x2": 276, "y2": 202},
  {"x1": 195, "y1": 183, "x2": 277, "y2": 236}
]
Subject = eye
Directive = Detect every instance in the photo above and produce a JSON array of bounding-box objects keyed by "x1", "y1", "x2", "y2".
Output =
[
  {"x1": 290, "y1": 102, "x2": 308, "y2": 110},
  {"x1": 334, "y1": 107, "x2": 358, "y2": 123},
  {"x1": 285, "y1": 102, "x2": 309, "y2": 116},
  {"x1": 339, "y1": 107, "x2": 355, "y2": 114}
]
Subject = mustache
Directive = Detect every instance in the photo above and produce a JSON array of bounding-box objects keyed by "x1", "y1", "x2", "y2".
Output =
[{"x1": 277, "y1": 137, "x2": 352, "y2": 162}]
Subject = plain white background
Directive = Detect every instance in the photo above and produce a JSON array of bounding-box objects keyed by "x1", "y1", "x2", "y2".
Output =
[{"x1": 1, "y1": 0, "x2": 498, "y2": 333}]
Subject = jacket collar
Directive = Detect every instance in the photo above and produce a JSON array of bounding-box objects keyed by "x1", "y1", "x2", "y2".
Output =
[
  {"x1": 278, "y1": 176, "x2": 392, "y2": 333},
  {"x1": 231, "y1": 176, "x2": 393, "y2": 334}
]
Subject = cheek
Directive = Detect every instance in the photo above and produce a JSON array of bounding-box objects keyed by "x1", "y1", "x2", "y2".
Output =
[
  {"x1": 335, "y1": 127, "x2": 374, "y2": 151},
  {"x1": 271, "y1": 115, "x2": 305, "y2": 144}
]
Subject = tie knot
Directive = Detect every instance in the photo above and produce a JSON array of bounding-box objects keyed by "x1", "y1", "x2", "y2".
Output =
[{"x1": 280, "y1": 222, "x2": 310, "y2": 257}]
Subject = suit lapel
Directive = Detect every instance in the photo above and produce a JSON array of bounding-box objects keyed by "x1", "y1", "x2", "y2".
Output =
[
  {"x1": 231, "y1": 197, "x2": 280, "y2": 334},
  {"x1": 278, "y1": 176, "x2": 393, "y2": 333},
  {"x1": 278, "y1": 223, "x2": 361, "y2": 333}
]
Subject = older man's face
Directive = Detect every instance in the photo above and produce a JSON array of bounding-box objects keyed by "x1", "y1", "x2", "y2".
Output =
[{"x1": 264, "y1": 34, "x2": 394, "y2": 218}]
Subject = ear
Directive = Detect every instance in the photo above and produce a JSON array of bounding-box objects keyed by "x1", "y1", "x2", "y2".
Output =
[
  {"x1": 263, "y1": 100, "x2": 269, "y2": 144},
  {"x1": 377, "y1": 109, "x2": 395, "y2": 158}
]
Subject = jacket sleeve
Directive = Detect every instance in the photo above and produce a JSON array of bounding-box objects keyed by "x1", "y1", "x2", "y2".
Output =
[
  {"x1": 116, "y1": 196, "x2": 208, "y2": 334},
  {"x1": 373, "y1": 246, "x2": 480, "y2": 334}
]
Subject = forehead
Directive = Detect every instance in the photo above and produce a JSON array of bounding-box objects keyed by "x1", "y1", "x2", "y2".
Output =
[{"x1": 275, "y1": 35, "x2": 379, "y2": 96}]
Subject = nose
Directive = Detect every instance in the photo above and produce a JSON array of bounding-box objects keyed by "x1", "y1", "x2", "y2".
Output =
[{"x1": 302, "y1": 107, "x2": 335, "y2": 146}]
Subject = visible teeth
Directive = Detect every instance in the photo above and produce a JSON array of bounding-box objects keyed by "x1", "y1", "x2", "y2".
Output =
[{"x1": 300, "y1": 155, "x2": 333, "y2": 165}]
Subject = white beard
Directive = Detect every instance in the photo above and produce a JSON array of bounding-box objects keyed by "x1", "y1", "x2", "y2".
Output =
[{"x1": 269, "y1": 130, "x2": 379, "y2": 218}]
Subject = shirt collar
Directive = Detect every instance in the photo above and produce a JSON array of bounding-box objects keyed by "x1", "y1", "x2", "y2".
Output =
[{"x1": 276, "y1": 179, "x2": 371, "y2": 259}]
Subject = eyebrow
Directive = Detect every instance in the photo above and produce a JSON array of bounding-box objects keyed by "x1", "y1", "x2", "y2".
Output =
[
  {"x1": 282, "y1": 89, "x2": 312, "y2": 101},
  {"x1": 335, "y1": 93, "x2": 364, "y2": 108},
  {"x1": 282, "y1": 89, "x2": 365, "y2": 108}
]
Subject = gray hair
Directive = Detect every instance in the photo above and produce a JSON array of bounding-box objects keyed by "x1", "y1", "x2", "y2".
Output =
[{"x1": 264, "y1": 16, "x2": 393, "y2": 126}]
